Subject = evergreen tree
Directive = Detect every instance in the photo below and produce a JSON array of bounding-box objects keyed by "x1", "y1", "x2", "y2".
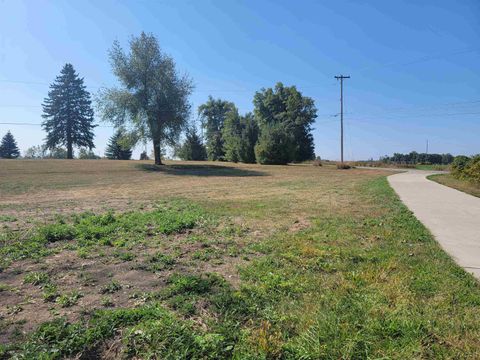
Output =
[
  {"x1": 198, "y1": 96, "x2": 237, "y2": 161},
  {"x1": 176, "y1": 126, "x2": 207, "y2": 161},
  {"x1": 0, "y1": 131, "x2": 20, "y2": 159},
  {"x1": 105, "y1": 130, "x2": 133, "y2": 160},
  {"x1": 42, "y1": 63, "x2": 96, "y2": 159},
  {"x1": 222, "y1": 111, "x2": 258, "y2": 163},
  {"x1": 78, "y1": 148, "x2": 101, "y2": 159},
  {"x1": 253, "y1": 83, "x2": 316, "y2": 163},
  {"x1": 140, "y1": 151, "x2": 149, "y2": 160}
]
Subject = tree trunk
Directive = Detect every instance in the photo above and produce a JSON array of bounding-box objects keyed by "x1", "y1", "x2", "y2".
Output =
[
  {"x1": 153, "y1": 138, "x2": 162, "y2": 165},
  {"x1": 67, "y1": 141, "x2": 73, "y2": 159}
]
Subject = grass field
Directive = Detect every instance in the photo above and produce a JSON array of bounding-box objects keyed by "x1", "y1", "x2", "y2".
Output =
[
  {"x1": 428, "y1": 173, "x2": 480, "y2": 198},
  {"x1": 0, "y1": 159, "x2": 479, "y2": 358}
]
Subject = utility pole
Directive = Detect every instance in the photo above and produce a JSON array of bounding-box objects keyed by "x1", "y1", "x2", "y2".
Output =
[
  {"x1": 426, "y1": 139, "x2": 429, "y2": 154},
  {"x1": 335, "y1": 75, "x2": 350, "y2": 164}
]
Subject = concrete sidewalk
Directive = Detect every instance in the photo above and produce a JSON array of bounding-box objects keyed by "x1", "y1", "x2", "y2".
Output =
[{"x1": 387, "y1": 170, "x2": 480, "y2": 280}]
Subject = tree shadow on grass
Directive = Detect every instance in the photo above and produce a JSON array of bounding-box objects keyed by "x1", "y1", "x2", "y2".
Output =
[{"x1": 136, "y1": 163, "x2": 267, "y2": 177}]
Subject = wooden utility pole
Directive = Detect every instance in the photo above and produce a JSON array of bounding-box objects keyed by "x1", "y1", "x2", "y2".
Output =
[{"x1": 335, "y1": 75, "x2": 350, "y2": 164}]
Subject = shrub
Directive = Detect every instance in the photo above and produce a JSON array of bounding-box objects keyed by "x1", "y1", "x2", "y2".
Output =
[
  {"x1": 451, "y1": 155, "x2": 470, "y2": 178},
  {"x1": 463, "y1": 155, "x2": 480, "y2": 183},
  {"x1": 451, "y1": 155, "x2": 480, "y2": 183},
  {"x1": 336, "y1": 163, "x2": 351, "y2": 170}
]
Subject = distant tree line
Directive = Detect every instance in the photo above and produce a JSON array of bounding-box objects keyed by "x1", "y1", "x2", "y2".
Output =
[
  {"x1": 380, "y1": 151, "x2": 454, "y2": 165},
  {"x1": 6, "y1": 32, "x2": 317, "y2": 165}
]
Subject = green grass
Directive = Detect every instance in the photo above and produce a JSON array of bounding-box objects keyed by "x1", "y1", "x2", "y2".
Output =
[
  {"x1": 428, "y1": 173, "x2": 480, "y2": 198},
  {"x1": 3, "y1": 178, "x2": 480, "y2": 358},
  {"x1": 0, "y1": 200, "x2": 204, "y2": 270},
  {"x1": 415, "y1": 164, "x2": 449, "y2": 171}
]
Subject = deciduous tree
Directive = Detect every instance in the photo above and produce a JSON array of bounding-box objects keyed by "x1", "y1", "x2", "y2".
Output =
[
  {"x1": 97, "y1": 32, "x2": 193, "y2": 165},
  {"x1": 253, "y1": 83, "x2": 316, "y2": 163},
  {"x1": 198, "y1": 97, "x2": 236, "y2": 161},
  {"x1": 222, "y1": 110, "x2": 258, "y2": 163}
]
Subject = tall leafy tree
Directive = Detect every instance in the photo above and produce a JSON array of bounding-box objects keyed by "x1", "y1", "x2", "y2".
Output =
[
  {"x1": 42, "y1": 63, "x2": 96, "y2": 159},
  {"x1": 97, "y1": 32, "x2": 193, "y2": 165},
  {"x1": 105, "y1": 130, "x2": 133, "y2": 160},
  {"x1": 254, "y1": 82, "x2": 317, "y2": 163},
  {"x1": 198, "y1": 96, "x2": 236, "y2": 161},
  {"x1": 254, "y1": 123, "x2": 293, "y2": 165},
  {"x1": 222, "y1": 110, "x2": 258, "y2": 163},
  {"x1": 0, "y1": 131, "x2": 20, "y2": 159},
  {"x1": 175, "y1": 126, "x2": 207, "y2": 161}
]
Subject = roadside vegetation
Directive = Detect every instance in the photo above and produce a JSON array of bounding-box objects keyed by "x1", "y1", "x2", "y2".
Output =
[
  {"x1": 428, "y1": 155, "x2": 480, "y2": 197},
  {"x1": 428, "y1": 174, "x2": 480, "y2": 198},
  {"x1": 0, "y1": 160, "x2": 479, "y2": 358}
]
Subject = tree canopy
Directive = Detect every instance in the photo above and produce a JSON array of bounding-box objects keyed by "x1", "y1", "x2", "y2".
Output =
[
  {"x1": 97, "y1": 32, "x2": 193, "y2": 165},
  {"x1": 253, "y1": 82, "x2": 316, "y2": 162},
  {"x1": 222, "y1": 110, "x2": 258, "y2": 163},
  {"x1": 0, "y1": 131, "x2": 20, "y2": 159},
  {"x1": 42, "y1": 63, "x2": 96, "y2": 159},
  {"x1": 198, "y1": 96, "x2": 236, "y2": 161}
]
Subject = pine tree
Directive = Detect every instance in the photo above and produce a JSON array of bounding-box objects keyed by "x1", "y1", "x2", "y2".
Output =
[
  {"x1": 42, "y1": 63, "x2": 96, "y2": 159},
  {"x1": 105, "y1": 130, "x2": 133, "y2": 160},
  {"x1": 176, "y1": 126, "x2": 207, "y2": 161},
  {"x1": 0, "y1": 131, "x2": 20, "y2": 159}
]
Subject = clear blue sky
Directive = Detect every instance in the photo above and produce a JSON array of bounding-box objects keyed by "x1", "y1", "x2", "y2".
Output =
[{"x1": 1, "y1": 0, "x2": 479, "y2": 160}]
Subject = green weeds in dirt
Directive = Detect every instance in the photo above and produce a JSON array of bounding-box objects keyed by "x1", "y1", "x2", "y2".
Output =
[{"x1": 0, "y1": 201, "x2": 204, "y2": 269}]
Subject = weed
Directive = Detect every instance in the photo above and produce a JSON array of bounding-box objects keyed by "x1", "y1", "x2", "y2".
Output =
[
  {"x1": 23, "y1": 272, "x2": 50, "y2": 287},
  {"x1": 100, "y1": 280, "x2": 122, "y2": 294},
  {"x1": 116, "y1": 251, "x2": 135, "y2": 261},
  {"x1": 0, "y1": 201, "x2": 204, "y2": 267},
  {"x1": 42, "y1": 284, "x2": 59, "y2": 302},
  {"x1": 137, "y1": 252, "x2": 175, "y2": 272},
  {"x1": 56, "y1": 291, "x2": 82, "y2": 308},
  {"x1": 100, "y1": 296, "x2": 114, "y2": 307},
  {"x1": 38, "y1": 223, "x2": 76, "y2": 243}
]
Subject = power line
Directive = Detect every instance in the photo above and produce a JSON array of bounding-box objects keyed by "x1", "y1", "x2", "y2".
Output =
[{"x1": 0, "y1": 122, "x2": 114, "y2": 128}]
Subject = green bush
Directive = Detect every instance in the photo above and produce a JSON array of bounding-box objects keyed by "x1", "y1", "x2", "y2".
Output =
[
  {"x1": 463, "y1": 155, "x2": 480, "y2": 183},
  {"x1": 451, "y1": 155, "x2": 480, "y2": 183},
  {"x1": 451, "y1": 155, "x2": 470, "y2": 178}
]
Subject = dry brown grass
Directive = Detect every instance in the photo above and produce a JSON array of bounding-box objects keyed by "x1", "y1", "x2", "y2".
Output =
[
  {"x1": 428, "y1": 173, "x2": 480, "y2": 198},
  {"x1": 0, "y1": 159, "x2": 388, "y2": 230}
]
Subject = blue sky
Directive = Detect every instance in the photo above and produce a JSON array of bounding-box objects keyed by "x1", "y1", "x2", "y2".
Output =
[{"x1": 0, "y1": 0, "x2": 479, "y2": 160}]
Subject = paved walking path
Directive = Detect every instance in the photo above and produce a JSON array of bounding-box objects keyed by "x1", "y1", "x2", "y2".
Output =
[{"x1": 386, "y1": 170, "x2": 480, "y2": 280}]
